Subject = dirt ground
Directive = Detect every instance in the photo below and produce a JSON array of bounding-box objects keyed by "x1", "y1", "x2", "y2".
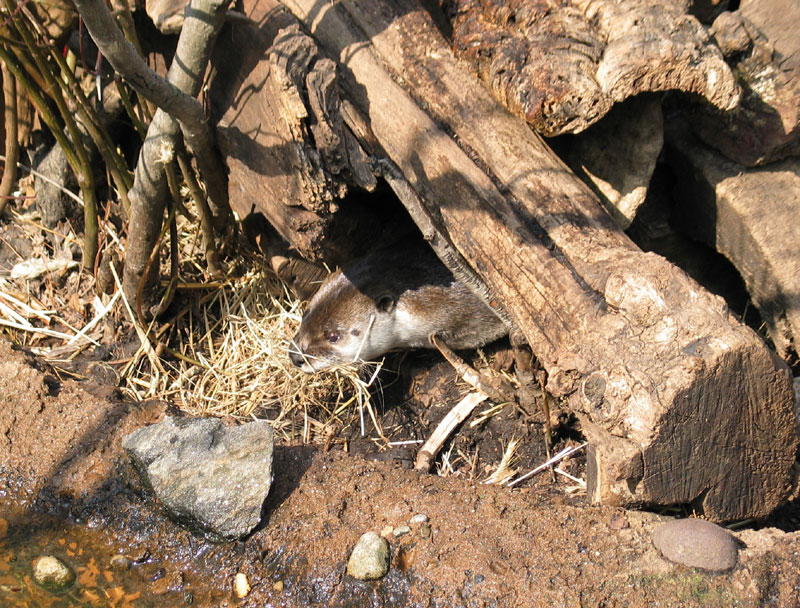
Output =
[{"x1": 1, "y1": 339, "x2": 800, "y2": 607}]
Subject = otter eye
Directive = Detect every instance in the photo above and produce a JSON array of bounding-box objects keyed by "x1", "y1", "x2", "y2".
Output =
[
  {"x1": 325, "y1": 331, "x2": 340, "y2": 344},
  {"x1": 351, "y1": 329, "x2": 360, "y2": 337}
]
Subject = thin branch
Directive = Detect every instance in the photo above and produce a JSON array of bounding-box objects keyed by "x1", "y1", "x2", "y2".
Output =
[
  {"x1": 2, "y1": 0, "x2": 99, "y2": 266},
  {"x1": 71, "y1": 0, "x2": 231, "y2": 231},
  {"x1": 69, "y1": 0, "x2": 232, "y2": 308},
  {"x1": 0, "y1": 60, "x2": 18, "y2": 215}
]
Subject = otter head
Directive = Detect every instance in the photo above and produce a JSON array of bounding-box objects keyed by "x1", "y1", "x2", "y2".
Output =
[{"x1": 289, "y1": 270, "x2": 400, "y2": 373}]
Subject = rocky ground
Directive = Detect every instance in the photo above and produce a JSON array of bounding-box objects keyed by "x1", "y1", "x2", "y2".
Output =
[{"x1": 1, "y1": 338, "x2": 800, "y2": 607}]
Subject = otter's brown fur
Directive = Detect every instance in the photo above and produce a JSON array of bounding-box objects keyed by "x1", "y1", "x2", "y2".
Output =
[{"x1": 289, "y1": 241, "x2": 508, "y2": 372}]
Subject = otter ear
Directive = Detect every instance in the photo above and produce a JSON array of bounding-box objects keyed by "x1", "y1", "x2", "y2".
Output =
[{"x1": 376, "y1": 294, "x2": 396, "y2": 313}]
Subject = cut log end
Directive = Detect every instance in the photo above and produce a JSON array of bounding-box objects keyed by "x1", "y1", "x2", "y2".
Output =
[{"x1": 552, "y1": 256, "x2": 799, "y2": 521}]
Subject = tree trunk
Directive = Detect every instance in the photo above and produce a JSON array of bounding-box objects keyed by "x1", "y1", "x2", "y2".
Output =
[{"x1": 279, "y1": 0, "x2": 798, "y2": 520}]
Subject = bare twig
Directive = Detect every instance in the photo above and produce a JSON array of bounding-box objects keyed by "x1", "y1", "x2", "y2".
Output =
[
  {"x1": 429, "y1": 333, "x2": 516, "y2": 403},
  {"x1": 0, "y1": 3, "x2": 99, "y2": 267},
  {"x1": 72, "y1": 0, "x2": 231, "y2": 231},
  {"x1": 506, "y1": 442, "x2": 587, "y2": 488},
  {"x1": 69, "y1": 0, "x2": 233, "y2": 308},
  {"x1": 176, "y1": 149, "x2": 223, "y2": 278},
  {"x1": 414, "y1": 391, "x2": 487, "y2": 472}
]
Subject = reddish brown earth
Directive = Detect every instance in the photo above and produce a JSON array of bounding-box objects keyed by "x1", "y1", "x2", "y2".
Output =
[{"x1": 1, "y1": 338, "x2": 799, "y2": 607}]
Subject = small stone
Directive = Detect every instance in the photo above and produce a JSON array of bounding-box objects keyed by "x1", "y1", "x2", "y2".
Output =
[
  {"x1": 233, "y1": 573, "x2": 250, "y2": 598},
  {"x1": 273, "y1": 580, "x2": 284, "y2": 592},
  {"x1": 393, "y1": 525, "x2": 411, "y2": 538},
  {"x1": 347, "y1": 532, "x2": 390, "y2": 580},
  {"x1": 109, "y1": 555, "x2": 132, "y2": 571},
  {"x1": 409, "y1": 513, "x2": 429, "y2": 525},
  {"x1": 380, "y1": 525, "x2": 394, "y2": 539},
  {"x1": 653, "y1": 518, "x2": 738, "y2": 572},
  {"x1": 419, "y1": 522, "x2": 431, "y2": 538},
  {"x1": 32, "y1": 555, "x2": 76, "y2": 594},
  {"x1": 608, "y1": 514, "x2": 630, "y2": 530}
]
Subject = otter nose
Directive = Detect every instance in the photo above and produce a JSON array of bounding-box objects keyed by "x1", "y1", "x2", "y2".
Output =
[{"x1": 289, "y1": 350, "x2": 305, "y2": 368}]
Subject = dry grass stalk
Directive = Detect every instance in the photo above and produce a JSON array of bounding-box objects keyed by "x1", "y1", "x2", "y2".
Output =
[
  {"x1": 483, "y1": 437, "x2": 520, "y2": 485},
  {"x1": 506, "y1": 442, "x2": 587, "y2": 488},
  {"x1": 115, "y1": 244, "x2": 385, "y2": 442}
]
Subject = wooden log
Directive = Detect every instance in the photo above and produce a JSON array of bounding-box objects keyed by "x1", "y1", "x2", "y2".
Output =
[
  {"x1": 208, "y1": 3, "x2": 377, "y2": 264},
  {"x1": 692, "y1": 0, "x2": 800, "y2": 166},
  {"x1": 449, "y1": 0, "x2": 738, "y2": 136},
  {"x1": 667, "y1": 121, "x2": 800, "y2": 361},
  {"x1": 280, "y1": 0, "x2": 798, "y2": 520}
]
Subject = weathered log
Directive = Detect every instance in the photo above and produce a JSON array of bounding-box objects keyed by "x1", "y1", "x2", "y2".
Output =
[
  {"x1": 550, "y1": 95, "x2": 663, "y2": 228},
  {"x1": 667, "y1": 122, "x2": 800, "y2": 361},
  {"x1": 449, "y1": 0, "x2": 738, "y2": 136},
  {"x1": 280, "y1": 0, "x2": 797, "y2": 520},
  {"x1": 693, "y1": 0, "x2": 800, "y2": 166},
  {"x1": 208, "y1": 4, "x2": 378, "y2": 264}
]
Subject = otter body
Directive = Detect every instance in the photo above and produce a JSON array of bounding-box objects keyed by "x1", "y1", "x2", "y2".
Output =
[{"x1": 289, "y1": 241, "x2": 508, "y2": 372}]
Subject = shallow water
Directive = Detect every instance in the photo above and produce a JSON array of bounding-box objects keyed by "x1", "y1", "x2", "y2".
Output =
[
  {"x1": 1, "y1": 509, "x2": 146, "y2": 607},
  {"x1": 0, "y1": 504, "x2": 231, "y2": 607}
]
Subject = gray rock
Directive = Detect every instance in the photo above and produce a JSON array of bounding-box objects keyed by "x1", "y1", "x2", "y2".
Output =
[
  {"x1": 347, "y1": 532, "x2": 390, "y2": 580},
  {"x1": 393, "y1": 525, "x2": 411, "y2": 538},
  {"x1": 32, "y1": 555, "x2": 76, "y2": 594},
  {"x1": 123, "y1": 416, "x2": 274, "y2": 541},
  {"x1": 653, "y1": 518, "x2": 738, "y2": 572}
]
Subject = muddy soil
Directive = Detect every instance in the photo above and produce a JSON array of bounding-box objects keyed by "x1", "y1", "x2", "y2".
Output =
[{"x1": 1, "y1": 339, "x2": 800, "y2": 608}]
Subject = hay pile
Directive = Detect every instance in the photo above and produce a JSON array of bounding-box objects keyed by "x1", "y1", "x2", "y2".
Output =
[{"x1": 0, "y1": 197, "x2": 381, "y2": 445}]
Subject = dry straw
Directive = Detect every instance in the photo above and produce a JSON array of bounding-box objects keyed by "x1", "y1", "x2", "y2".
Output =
[
  {"x1": 116, "y1": 253, "x2": 386, "y2": 444},
  {"x1": 0, "y1": 197, "x2": 383, "y2": 445}
]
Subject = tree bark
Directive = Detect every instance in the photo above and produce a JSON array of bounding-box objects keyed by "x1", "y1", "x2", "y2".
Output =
[
  {"x1": 280, "y1": 0, "x2": 798, "y2": 520},
  {"x1": 208, "y1": 2, "x2": 379, "y2": 265}
]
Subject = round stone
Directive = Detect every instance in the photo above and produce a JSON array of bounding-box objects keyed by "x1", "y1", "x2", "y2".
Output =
[
  {"x1": 393, "y1": 525, "x2": 411, "y2": 538},
  {"x1": 653, "y1": 518, "x2": 738, "y2": 572},
  {"x1": 409, "y1": 513, "x2": 429, "y2": 525},
  {"x1": 32, "y1": 555, "x2": 76, "y2": 594},
  {"x1": 347, "y1": 532, "x2": 390, "y2": 580}
]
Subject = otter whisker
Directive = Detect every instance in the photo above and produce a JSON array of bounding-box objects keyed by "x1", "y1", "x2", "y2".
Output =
[{"x1": 353, "y1": 313, "x2": 375, "y2": 363}]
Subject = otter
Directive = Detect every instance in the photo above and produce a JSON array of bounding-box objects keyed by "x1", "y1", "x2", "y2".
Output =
[{"x1": 288, "y1": 241, "x2": 508, "y2": 372}]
